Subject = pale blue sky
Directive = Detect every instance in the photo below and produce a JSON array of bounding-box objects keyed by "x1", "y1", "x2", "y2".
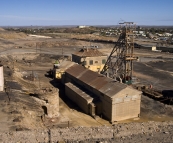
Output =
[{"x1": 0, "y1": 0, "x2": 173, "y2": 26}]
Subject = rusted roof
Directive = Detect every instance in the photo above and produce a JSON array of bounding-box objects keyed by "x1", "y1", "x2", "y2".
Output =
[
  {"x1": 56, "y1": 60, "x2": 76, "y2": 71},
  {"x1": 73, "y1": 48, "x2": 106, "y2": 57},
  {"x1": 65, "y1": 64, "x2": 86, "y2": 77},
  {"x1": 89, "y1": 76, "x2": 108, "y2": 90},
  {"x1": 65, "y1": 64, "x2": 127, "y2": 98}
]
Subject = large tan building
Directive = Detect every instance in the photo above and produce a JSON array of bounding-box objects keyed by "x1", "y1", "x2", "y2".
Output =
[
  {"x1": 62, "y1": 64, "x2": 141, "y2": 122},
  {"x1": 72, "y1": 48, "x2": 107, "y2": 72}
]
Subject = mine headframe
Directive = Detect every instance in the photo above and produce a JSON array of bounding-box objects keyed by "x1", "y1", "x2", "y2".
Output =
[{"x1": 100, "y1": 22, "x2": 138, "y2": 84}]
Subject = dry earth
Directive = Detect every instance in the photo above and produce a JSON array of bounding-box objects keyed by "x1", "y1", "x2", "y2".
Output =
[{"x1": 0, "y1": 28, "x2": 173, "y2": 142}]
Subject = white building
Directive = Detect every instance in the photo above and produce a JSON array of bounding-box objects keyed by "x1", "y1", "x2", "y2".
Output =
[
  {"x1": 164, "y1": 33, "x2": 172, "y2": 37},
  {"x1": 139, "y1": 31, "x2": 144, "y2": 34},
  {"x1": 78, "y1": 25, "x2": 89, "y2": 29}
]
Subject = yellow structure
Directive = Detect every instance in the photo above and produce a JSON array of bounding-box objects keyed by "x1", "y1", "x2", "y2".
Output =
[
  {"x1": 53, "y1": 60, "x2": 75, "y2": 79},
  {"x1": 72, "y1": 47, "x2": 107, "y2": 73}
]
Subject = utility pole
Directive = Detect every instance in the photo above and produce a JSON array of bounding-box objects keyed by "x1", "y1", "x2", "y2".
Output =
[
  {"x1": 36, "y1": 42, "x2": 37, "y2": 53},
  {"x1": 62, "y1": 47, "x2": 64, "y2": 59}
]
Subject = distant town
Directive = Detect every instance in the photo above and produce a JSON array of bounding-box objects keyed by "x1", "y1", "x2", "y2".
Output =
[{"x1": 5, "y1": 25, "x2": 173, "y2": 45}]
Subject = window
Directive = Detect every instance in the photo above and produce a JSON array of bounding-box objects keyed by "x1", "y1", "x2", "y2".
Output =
[
  {"x1": 102, "y1": 59, "x2": 106, "y2": 64},
  {"x1": 89, "y1": 60, "x2": 93, "y2": 65},
  {"x1": 95, "y1": 61, "x2": 98, "y2": 63}
]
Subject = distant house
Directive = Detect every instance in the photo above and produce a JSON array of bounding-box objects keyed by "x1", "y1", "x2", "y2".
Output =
[
  {"x1": 139, "y1": 31, "x2": 144, "y2": 34},
  {"x1": 148, "y1": 33, "x2": 157, "y2": 40},
  {"x1": 164, "y1": 33, "x2": 172, "y2": 37},
  {"x1": 78, "y1": 25, "x2": 89, "y2": 28},
  {"x1": 133, "y1": 31, "x2": 138, "y2": 34},
  {"x1": 156, "y1": 33, "x2": 163, "y2": 37}
]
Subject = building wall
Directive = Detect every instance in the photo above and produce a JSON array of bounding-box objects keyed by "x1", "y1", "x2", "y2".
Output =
[
  {"x1": 65, "y1": 82, "x2": 93, "y2": 114},
  {"x1": 152, "y1": 46, "x2": 156, "y2": 51},
  {"x1": 72, "y1": 55, "x2": 81, "y2": 64},
  {"x1": 94, "y1": 101, "x2": 102, "y2": 115},
  {"x1": 112, "y1": 99, "x2": 140, "y2": 121},
  {"x1": 101, "y1": 96, "x2": 112, "y2": 121},
  {"x1": 111, "y1": 89, "x2": 141, "y2": 121}
]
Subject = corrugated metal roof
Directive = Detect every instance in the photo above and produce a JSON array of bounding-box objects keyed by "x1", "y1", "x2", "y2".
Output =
[
  {"x1": 65, "y1": 64, "x2": 127, "y2": 98},
  {"x1": 78, "y1": 70, "x2": 98, "y2": 84},
  {"x1": 89, "y1": 76, "x2": 108, "y2": 90},
  {"x1": 73, "y1": 48, "x2": 106, "y2": 57},
  {"x1": 103, "y1": 82, "x2": 125, "y2": 97},
  {"x1": 66, "y1": 64, "x2": 86, "y2": 77},
  {"x1": 56, "y1": 61, "x2": 76, "y2": 71}
]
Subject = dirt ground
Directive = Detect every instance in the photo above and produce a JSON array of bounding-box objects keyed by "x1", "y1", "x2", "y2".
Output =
[{"x1": 0, "y1": 29, "x2": 173, "y2": 142}]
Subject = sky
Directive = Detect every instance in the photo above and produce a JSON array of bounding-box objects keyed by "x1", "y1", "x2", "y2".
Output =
[{"x1": 0, "y1": 0, "x2": 173, "y2": 26}]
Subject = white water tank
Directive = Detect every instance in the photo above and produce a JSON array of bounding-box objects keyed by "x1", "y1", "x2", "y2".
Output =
[{"x1": 0, "y1": 65, "x2": 4, "y2": 91}]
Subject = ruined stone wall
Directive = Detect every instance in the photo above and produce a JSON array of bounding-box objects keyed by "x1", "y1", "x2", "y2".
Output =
[
  {"x1": 38, "y1": 88, "x2": 59, "y2": 118},
  {"x1": 0, "y1": 121, "x2": 172, "y2": 142}
]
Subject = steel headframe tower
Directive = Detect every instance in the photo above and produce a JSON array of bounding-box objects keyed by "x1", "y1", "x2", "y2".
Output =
[{"x1": 101, "y1": 22, "x2": 137, "y2": 84}]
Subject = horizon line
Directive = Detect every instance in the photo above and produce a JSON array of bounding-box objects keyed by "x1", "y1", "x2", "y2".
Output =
[{"x1": 1, "y1": 24, "x2": 173, "y2": 27}]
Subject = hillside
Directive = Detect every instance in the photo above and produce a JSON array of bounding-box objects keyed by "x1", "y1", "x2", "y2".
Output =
[
  {"x1": 0, "y1": 30, "x2": 27, "y2": 39},
  {"x1": 0, "y1": 27, "x2": 5, "y2": 31}
]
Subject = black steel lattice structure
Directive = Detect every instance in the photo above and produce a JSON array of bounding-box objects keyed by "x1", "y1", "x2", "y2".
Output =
[{"x1": 101, "y1": 22, "x2": 137, "y2": 84}]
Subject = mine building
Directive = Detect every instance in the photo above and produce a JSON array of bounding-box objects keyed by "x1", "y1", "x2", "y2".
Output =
[
  {"x1": 53, "y1": 46, "x2": 141, "y2": 122},
  {"x1": 72, "y1": 47, "x2": 107, "y2": 73},
  {"x1": 61, "y1": 63, "x2": 141, "y2": 122}
]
